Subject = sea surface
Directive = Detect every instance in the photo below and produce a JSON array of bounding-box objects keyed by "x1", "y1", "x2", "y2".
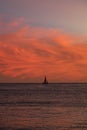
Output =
[{"x1": 0, "y1": 83, "x2": 87, "y2": 130}]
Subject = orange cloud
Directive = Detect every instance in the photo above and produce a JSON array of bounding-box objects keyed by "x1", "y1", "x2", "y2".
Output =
[{"x1": 0, "y1": 19, "x2": 87, "y2": 82}]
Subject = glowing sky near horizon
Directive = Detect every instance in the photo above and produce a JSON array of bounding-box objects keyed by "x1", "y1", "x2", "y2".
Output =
[{"x1": 0, "y1": 0, "x2": 87, "y2": 82}]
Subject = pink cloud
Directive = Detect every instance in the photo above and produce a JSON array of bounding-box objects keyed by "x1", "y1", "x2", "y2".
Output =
[
  {"x1": 0, "y1": 17, "x2": 87, "y2": 82},
  {"x1": 0, "y1": 16, "x2": 25, "y2": 34}
]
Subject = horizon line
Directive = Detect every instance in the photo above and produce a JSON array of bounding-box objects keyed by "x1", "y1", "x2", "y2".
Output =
[{"x1": 0, "y1": 82, "x2": 87, "y2": 84}]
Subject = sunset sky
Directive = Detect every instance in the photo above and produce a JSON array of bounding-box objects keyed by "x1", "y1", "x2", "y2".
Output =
[{"x1": 0, "y1": 0, "x2": 87, "y2": 83}]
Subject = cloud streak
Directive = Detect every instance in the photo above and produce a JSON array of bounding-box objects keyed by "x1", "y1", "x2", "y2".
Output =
[{"x1": 0, "y1": 18, "x2": 87, "y2": 82}]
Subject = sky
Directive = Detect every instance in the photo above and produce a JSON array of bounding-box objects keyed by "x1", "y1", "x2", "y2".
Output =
[{"x1": 0, "y1": 0, "x2": 87, "y2": 83}]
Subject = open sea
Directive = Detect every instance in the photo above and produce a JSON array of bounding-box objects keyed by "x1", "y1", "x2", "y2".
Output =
[{"x1": 0, "y1": 83, "x2": 87, "y2": 130}]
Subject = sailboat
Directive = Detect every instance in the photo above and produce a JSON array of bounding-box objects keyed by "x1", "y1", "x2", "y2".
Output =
[{"x1": 42, "y1": 76, "x2": 48, "y2": 84}]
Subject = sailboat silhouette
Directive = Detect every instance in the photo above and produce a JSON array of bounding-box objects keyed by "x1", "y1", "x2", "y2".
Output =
[{"x1": 42, "y1": 76, "x2": 48, "y2": 84}]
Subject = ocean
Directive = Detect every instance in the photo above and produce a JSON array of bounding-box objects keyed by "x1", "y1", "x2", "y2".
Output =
[{"x1": 0, "y1": 83, "x2": 87, "y2": 130}]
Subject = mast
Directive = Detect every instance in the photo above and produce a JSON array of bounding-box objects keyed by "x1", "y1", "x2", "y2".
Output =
[{"x1": 43, "y1": 76, "x2": 48, "y2": 84}]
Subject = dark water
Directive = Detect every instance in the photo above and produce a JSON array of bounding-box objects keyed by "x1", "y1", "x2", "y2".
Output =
[{"x1": 0, "y1": 83, "x2": 87, "y2": 130}]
